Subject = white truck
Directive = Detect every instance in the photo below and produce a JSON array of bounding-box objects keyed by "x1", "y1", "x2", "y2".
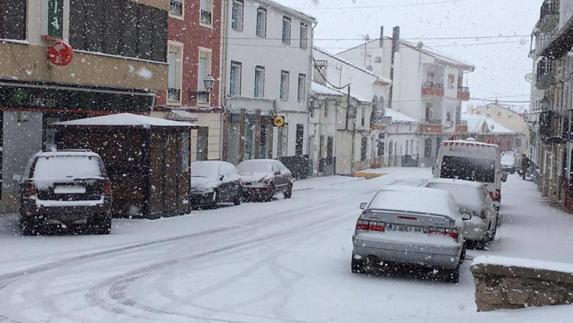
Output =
[{"x1": 433, "y1": 139, "x2": 503, "y2": 209}]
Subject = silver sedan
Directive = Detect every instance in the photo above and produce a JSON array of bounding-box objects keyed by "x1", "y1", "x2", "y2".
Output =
[{"x1": 351, "y1": 186, "x2": 467, "y2": 283}]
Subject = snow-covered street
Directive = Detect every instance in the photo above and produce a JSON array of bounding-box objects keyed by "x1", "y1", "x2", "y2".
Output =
[{"x1": 0, "y1": 168, "x2": 571, "y2": 322}]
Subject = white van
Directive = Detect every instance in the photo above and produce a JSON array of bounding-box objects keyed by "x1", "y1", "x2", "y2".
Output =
[{"x1": 434, "y1": 140, "x2": 503, "y2": 208}]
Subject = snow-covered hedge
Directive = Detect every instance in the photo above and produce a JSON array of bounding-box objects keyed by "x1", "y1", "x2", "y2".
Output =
[{"x1": 471, "y1": 256, "x2": 573, "y2": 311}]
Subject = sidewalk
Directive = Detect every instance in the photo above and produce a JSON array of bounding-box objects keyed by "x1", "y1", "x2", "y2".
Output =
[{"x1": 487, "y1": 174, "x2": 573, "y2": 264}]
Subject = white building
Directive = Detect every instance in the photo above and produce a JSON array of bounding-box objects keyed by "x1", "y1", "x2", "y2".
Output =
[
  {"x1": 337, "y1": 27, "x2": 474, "y2": 166},
  {"x1": 384, "y1": 109, "x2": 419, "y2": 167},
  {"x1": 222, "y1": 0, "x2": 315, "y2": 175},
  {"x1": 311, "y1": 47, "x2": 392, "y2": 175}
]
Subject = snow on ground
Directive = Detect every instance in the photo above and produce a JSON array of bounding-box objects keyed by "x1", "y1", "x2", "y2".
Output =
[{"x1": 0, "y1": 168, "x2": 571, "y2": 322}]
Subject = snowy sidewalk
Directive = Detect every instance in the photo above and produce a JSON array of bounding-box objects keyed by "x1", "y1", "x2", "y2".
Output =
[{"x1": 487, "y1": 174, "x2": 573, "y2": 264}]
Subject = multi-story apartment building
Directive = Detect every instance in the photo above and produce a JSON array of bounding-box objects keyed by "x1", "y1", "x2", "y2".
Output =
[
  {"x1": 157, "y1": 0, "x2": 223, "y2": 161},
  {"x1": 337, "y1": 27, "x2": 474, "y2": 166},
  {"x1": 529, "y1": 0, "x2": 573, "y2": 209},
  {"x1": 222, "y1": 0, "x2": 315, "y2": 173},
  {"x1": 0, "y1": 0, "x2": 169, "y2": 212}
]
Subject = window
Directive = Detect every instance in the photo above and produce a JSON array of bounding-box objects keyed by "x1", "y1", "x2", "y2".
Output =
[
  {"x1": 361, "y1": 137, "x2": 368, "y2": 161},
  {"x1": 425, "y1": 103, "x2": 433, "y2": 121},
  {"x1": 256, "y1": 8, "x2": 267, "y2": 38},
  {"x1": 297, "y1": 74, "x2": 306, "y2": 103},
  {"x1": 448, "y1": 74, "x2": 455, "y2": 89},
  {"x1": 167, "y1": 44, "x2": 182, "y2": 103},
  {"x1": 230, "y1": 61, "x2": 242, "y2": 96},
  {"x1": 197, "y1": 127, "x2": 209, "y2": 161},
  {"x1": 361, "y1": 107, "x2": 365, "y2": 126},
  {"x1": 0, "y1": 0, "x2": 26, "y2": 40},
  {"x1": 280, "y1": 71, "x2": 290, "y2": 101},
  {"x1": 198, "y1": 49, "x2": 212, "y2": 104},
  {"x1": 296, "y1": 124, "x2": 304, "y2": 155},
  {"x1": 69, "y1": 0, "x2": 167, "y2": 62},
  {"x1": 254, "y1": 66, "x2": 265, "y2": 98},
  {"x1": 232, "y1": 0, "x2": 244, "y2": 31},
  {"x1": 46, "y1": 0, "x2": 64, "y2": 38},
  {"x1": 170, "y1": 0, "x2": 183, "y2": 17},
  {"x1": 300, "y1": 23, "x2": 308, "y2": 49},
  {"x1": 282, "y1": 17, "x2": 291, "y2": 45},
  {"x1": 200, "y1": 0, "x2": 212, "y2": 26}
]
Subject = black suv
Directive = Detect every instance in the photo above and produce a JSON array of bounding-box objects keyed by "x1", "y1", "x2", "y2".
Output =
[{"x1": 16, "y1": 150, "x2": 113, "y2": 235}]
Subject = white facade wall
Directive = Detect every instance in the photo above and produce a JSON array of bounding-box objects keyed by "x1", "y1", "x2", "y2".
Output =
[{"x1": 225, "y1": 0, "x2": 315, "y2": 158}]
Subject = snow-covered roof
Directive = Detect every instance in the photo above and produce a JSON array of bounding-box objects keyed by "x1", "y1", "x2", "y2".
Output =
[
  {"x1": 462, "y1": 114, "x2": 514, "y2": 134},
  {"x1": 385, "y1": 109, "x2": 418, "y2": 123},
  {"x1": 311, "y1": 82, "x2": 345, "y2": 97},
  {"x1": 368, "y1": 185, "x2": 458, "y2": 218},
  {"x1": 313, "y1": 47, "x2": 393, "y2": 84},
  {"x1": 260, "y1": 0, "x2": 316, "y2": 23},
  {"x1": 55, "y1": 113, "x2": 196, "y2": 128}
]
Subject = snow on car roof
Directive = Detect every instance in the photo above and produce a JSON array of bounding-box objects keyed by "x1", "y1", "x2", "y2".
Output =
[
  {"x1": 54, "y1": 113, "x2": 195, "y2": 128},
  {"x1": 427, "y1": 178, "x2": 485, "y2": 188},
  {"x1": 426, "y1": 179, "x2": 485, "y2": 211},
  {"x1": 368, "y1": 186, "x2": 458, "y2": 217},
  {"x1": 33, "y1": 150, "x2": 101, "y2": 158}
]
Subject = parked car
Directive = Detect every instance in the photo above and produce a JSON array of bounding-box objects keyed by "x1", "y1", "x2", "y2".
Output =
[
  {"x1": 15, "y1": 150, "x2": 113, "y2": 235},
  {"x1": 501, "y1": 151, "x2": 516, "y2": 174},
  {"x1": 190, "y1": 161, "x2": 242, "y2": 207},
  {"x1": 426, "y1": 178, "x2": 498, "y2": 249},
  {"x1": 237, "y1": 159, "x2": 293, "y2": 201},
  {"x1": 434, "y1": 139, "x2": 503, "y2": 209},
  {"x1": 352, "y1": 186, "x2": 466, "y2": 283}
]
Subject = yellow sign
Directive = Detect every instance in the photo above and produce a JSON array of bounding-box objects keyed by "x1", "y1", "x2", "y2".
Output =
[{"x1": 273, "y1": 116, "x2": 285, "y2": 127}]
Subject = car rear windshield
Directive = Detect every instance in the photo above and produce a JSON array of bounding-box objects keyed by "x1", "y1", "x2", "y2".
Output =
[
  {"x1": 32, "y1": 156, "x2": 103, "y2": 180},
  {"x1": 237, "y1": 161, "x2": 273, "y2": 173},
  {"x1": 191, "y1": 162, "x2": 220, "y2": 178},
  {"x1": 440, "y1": 156, "x2": 495, "y2": 183},
  {"x1": 427, "y1": 183, "x2": 484, "y2": 211}
]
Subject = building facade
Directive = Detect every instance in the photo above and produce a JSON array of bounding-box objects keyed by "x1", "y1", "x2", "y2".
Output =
[
  {"x1": 221, "y1": 0, "x2": 315, "y2": 176},
  {"x1": 337, "y1": 27, "x2": 473, "y2": 166},
  {"x1": 0, "y1": 0, "x2": 168, "y2": 212},
  {"x1": 156, "y1": 0, "x2": 223, "y2": 161}
]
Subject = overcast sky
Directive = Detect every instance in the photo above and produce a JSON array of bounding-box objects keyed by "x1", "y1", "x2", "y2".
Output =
[{"x1": 274, "y1": 0, "x2": 541, "y2": 111}]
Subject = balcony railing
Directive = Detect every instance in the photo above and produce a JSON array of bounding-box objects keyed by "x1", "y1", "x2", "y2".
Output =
[
  {"x1": 167, "y1": 88, "x2": 181, "y2": 102},
  {"x1": 457, "y1": 87, "x2": 470, "y2": 101},
  {"x1": 540, "y1": 0, "x2": 559, "y2": 20},
  {"x1": 418, "y1": 122, "x2": 443, "y2": 134},
  {"x1": 421, "y1": 82, "x2": 444, "y2": 97}
]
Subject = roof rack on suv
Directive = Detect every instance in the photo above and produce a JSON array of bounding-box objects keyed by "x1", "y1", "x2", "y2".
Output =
[{"x1": 42, "y1": 148, "x2": 93, "y2": 153}]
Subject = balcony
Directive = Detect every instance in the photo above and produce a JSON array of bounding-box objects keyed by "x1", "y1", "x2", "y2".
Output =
[
  {"x1": 455, "y1": 121, "x2": 468, "y2": 134},
  {"x1": 418, "y1": 122, "x2": 443, "y2": 135},
  {"x1": 536, "y1": 73, "x2": 555, "y2": 90},
  {"x1": 538, "y1": 0, "x2": 559, "y2": 33},
  {"x1": 457, "y1": 87, "x2": 470, "y2": 101},
  {"x1": 421, "y1": 82, "x2": 444, "y2": 97}
]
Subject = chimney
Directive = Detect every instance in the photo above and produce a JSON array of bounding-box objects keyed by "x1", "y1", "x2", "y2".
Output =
[
  {"x1": 392, "y1": 26, "x2": 400, "y2": 53},
  {"x1": 379, "y1": 26, "x2": 384, "y2": 48}
]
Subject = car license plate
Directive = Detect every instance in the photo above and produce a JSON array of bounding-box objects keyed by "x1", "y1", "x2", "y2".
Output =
[
  {"x1": 386, "y1": 224, "x2": 424, "y2": 233},
  {"x1": 54, "y1": 185, "x2": 86, "y2": 194}
]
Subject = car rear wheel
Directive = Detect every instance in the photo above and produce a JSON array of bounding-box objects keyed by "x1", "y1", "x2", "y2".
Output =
[
  {"x1": 444, "y1": 265, "x2": 460, "y2": 283},
  {"x1": 284, "y1": 183, "x2": 293, "y2": 199},
  {"x1": 91, "y1": 217, "x2": 111, "y2": 235},
  {"x1": 20, "y1": 219, "x2": 39, "y2": 236},
  {"x1": 351, "y1": 254, "x2": 364, "y2": 274},
  {"x1": 233, "y1": 192, "x2": 242, "y2": 205}
]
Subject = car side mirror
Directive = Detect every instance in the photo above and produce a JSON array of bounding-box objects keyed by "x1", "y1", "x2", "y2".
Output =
[
  {"x1": 274, "y1": 171, "x2": 281, "y2": 175},
  {"x1": 12, "y1": 174, "x2": 22, "y2": 183},
  {"x1": 219, "y1": 175, "x2": 225, "y2": 181},
  {"x1": 502, "y1": 173, "x2": 508, "y2": 182},
  {"x1": 360, "y1": 202, "x2": 368, "y2": 210},
  {"x1": 461, "y1": 213, "x2": 472, "y2": 221}
]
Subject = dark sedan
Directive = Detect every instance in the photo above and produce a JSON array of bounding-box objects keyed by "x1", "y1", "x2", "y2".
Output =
[
  {"x1": 190, "y1": 161, "x2": 242, "y2": 208},
  {"x1": 237, "y1": 159, "x2": 293, "y2": 202}
]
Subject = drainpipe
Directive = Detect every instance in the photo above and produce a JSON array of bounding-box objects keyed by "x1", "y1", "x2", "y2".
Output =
[{"x1": 220, "y1": 0, "x2": 229, "y2": 161}]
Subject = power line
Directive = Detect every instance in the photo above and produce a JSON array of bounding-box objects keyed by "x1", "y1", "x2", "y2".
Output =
[{"x1": 292, "y1": 0, "x2": 475, "y2": 10}]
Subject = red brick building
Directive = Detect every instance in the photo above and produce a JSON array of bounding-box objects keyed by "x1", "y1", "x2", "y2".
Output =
[{"x1": 156, "y1": 0, "x2": 224, "y2": 160}]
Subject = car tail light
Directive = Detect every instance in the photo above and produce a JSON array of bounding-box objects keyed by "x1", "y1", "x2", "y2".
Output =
[
  {"x1": 427, "y1": 227, "x2": 459, "y2": 240},
  {"x1": 103, "y1": 179, "x2": 112, "y2": 196},
  {"x1": 355, "y1": 219, "x2": 385, "y2": 232},
  {"x1": 22, "y1": 182, "x2": 36, "y2": 198},
  {"x1": 489, "y1": 190, "x2": 501, "y2": 202}
]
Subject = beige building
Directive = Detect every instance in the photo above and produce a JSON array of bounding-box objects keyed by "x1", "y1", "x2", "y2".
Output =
[
  {"x1": 467, "y1": 103, "x2": 529, "y2": 153},
  {"x1": 0, "y1": 0, "x2": 169, "y2": 212}
]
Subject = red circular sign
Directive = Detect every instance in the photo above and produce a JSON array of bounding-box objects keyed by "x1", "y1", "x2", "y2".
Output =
[{"x1": 47, "y1": 41, "x2": 73, "y2": 66}]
